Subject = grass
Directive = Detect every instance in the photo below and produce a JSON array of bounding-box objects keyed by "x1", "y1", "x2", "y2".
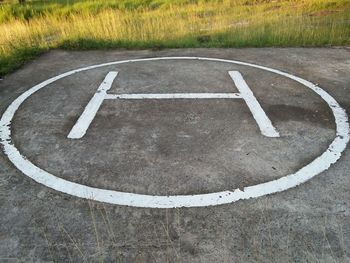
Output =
[
  {"x1": 35, "y1": 200, "x2": 349, "y2": 262},
  {"x1": 0, "y1": 0, "x2": 350, "y2": 76}
]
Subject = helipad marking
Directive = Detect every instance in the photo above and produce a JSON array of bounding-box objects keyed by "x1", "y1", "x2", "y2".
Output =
[
  {"x1": 68, "y1": 70, "x2": 279, "y2": 139},
  {"x1": 229, "y1": 71, "x2": 280, "y2": 137},
  {"x1": 0, "y1": 57, "x2": 349, "y2": 208},
  {"x1": 67, "y1": 71, "x2": 118, "y2": 139},
  {"x1": 105, "y1": 93, "x2": 242, "y2": 99}
]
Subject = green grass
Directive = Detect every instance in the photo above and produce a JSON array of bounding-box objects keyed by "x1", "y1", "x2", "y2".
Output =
[
  {"x1": 0, "y1": 0, "x2": 350, "y2": 76},
  {"x1": 0, "y1": 46, "x2": 47, "y2": 76}
]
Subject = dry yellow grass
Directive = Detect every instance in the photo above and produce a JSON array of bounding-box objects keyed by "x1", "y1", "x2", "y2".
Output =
[{"x1": 1, "y1": 0, "x2": 349, "y2": 75}]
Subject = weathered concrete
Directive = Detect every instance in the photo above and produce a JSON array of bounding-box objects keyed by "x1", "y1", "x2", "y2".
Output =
[{"x1": 0, "y1": 48, "x2": 349, "y2": 262}]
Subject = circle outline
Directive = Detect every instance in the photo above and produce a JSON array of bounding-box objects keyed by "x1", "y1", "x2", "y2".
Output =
[{"x1": 0, "y1": 57, "x2": 349, "y2": 208}]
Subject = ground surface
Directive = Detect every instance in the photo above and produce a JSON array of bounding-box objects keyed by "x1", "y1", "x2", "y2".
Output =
[{"x1": 0, "y1": 48, "x2": 349, "y2": 262}]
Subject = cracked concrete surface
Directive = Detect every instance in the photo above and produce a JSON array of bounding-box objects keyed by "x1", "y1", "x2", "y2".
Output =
[{"x1": 0, "y1": 48, "x2": 349, "y2": 262}]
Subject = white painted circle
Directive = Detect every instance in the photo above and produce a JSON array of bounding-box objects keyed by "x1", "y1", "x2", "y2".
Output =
[{"x1": 0, "y1": 57, "x2": 349, "y2": 208}]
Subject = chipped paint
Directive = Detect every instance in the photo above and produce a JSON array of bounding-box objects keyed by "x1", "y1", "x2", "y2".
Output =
[{"x1": 0, "y1": 57, "x2": 348, "y2": 208}]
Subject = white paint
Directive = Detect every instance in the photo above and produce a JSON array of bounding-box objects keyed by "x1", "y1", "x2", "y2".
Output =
[
  {"x1": 105, "y1": 93, "x2": 242, "y2": 100},
  {"x1": 67, "y1": 71, "x2": 118, "y2": 139},
  {"x1": 72, "y1": 70, "x2": 276, "y2": 138},
  {"x1": 0, "y1": 57, "x2": 348, "y2": 208},
  {"x1": 229, "y1": 71, "x2": 280, "y2": 138}
]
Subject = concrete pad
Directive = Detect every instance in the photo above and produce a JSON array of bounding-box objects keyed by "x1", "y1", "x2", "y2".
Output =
[{"x1": 0, "y1": 48, "x2": 349, "y2": 261}]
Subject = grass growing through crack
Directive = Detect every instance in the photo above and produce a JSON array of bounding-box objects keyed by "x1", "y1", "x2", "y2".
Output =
[
  {"x1": 43, "y1": 200, "x2": 348, "y2": 262},
  {"x1": 0, "y1": 0, "x2": 350, "y2": 76}
]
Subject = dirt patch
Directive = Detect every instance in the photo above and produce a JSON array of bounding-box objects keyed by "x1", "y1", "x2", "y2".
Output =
[{"x1": 267, "y1": 103, "x2": 334, "y2": 130}]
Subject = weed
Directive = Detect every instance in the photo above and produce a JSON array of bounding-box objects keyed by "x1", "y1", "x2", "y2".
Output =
[{"x1": 0, "y1": 0, "x2": 349, "y2": 76}]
